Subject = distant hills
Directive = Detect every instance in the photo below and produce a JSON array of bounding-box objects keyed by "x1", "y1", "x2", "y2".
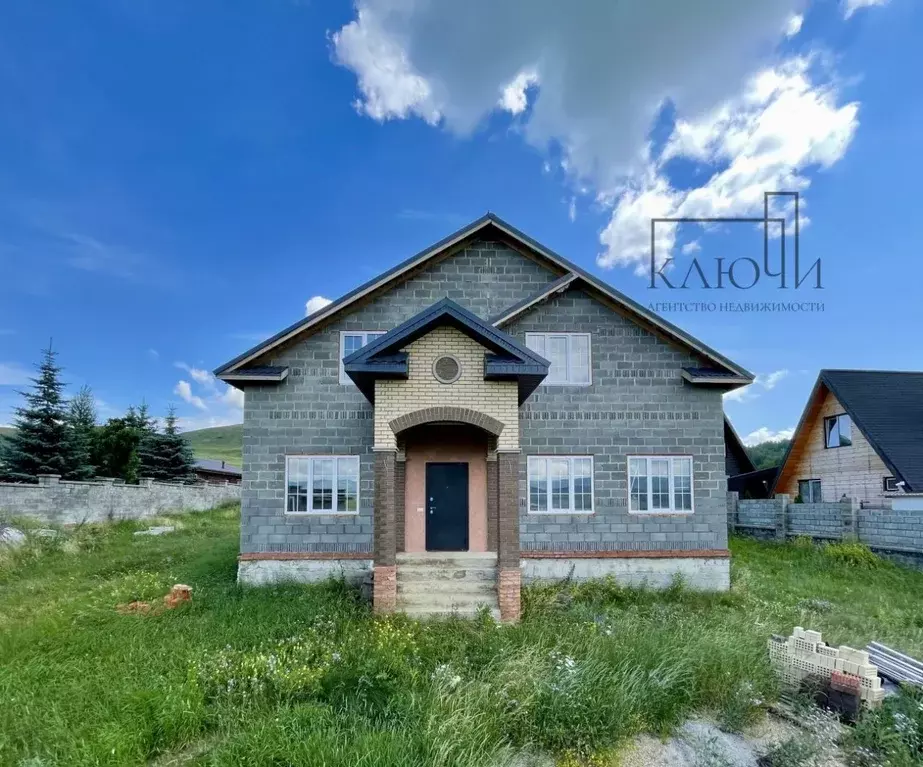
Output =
[{"x1": 182, "y1": 424, "x2": 242, "y2": 466}]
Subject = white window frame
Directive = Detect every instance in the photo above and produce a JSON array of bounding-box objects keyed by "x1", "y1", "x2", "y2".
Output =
[
  {"x1": 527, "y1": 455, "x2": 594, "y2": 514},
  {"x1": 627, "y1": 455, "x2": 694, "y2": 515},
  {"x1": 798, "y1": 478, "x2": 822, "y2": 503},
  {"x1": 525, "y1": 332, "x2": 592, "y2": 386},
  {"x1": 883, "y1": 476, "x2": 900, "y2": 493},
  {"x1": 284, "y1": 455, "x2": 360, "y2": 515},
  {"x1": 339, "y1": 331, "x2": 385, "y2": 384}
]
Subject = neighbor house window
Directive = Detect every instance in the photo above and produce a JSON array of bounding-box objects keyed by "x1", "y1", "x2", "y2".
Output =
[
  {"x1": 798, "y1": 479, "x2": 822, "y2": 503},
  {"x1": 628, "y1": 456, "x2": 693, "y2": 513},
  {"x1": 883, "y1": 476, "x2": 900, "y2": 493},
  {"x1": 527, "y1": 456, "x2": 594, "y2": 513},
  {"x1": 824, "y1": 414, "x2": 852, "y2": 449},
  {"x1": 525, "y1": 333, "x2": 591, "y2": 385},
  {"x1": 339, "y1": 331, "x2": 385, "y2": 384},
  {"x1": 286, "y1": 455, "x2": 359, "y2": 513}
]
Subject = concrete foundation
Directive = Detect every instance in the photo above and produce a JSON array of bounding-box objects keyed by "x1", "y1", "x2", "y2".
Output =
[
  {"x1": 237, "y1": 558, "x2": 372, "y2": 586},
  {"x1": 522, "y1": 556, "x2": 730, "y2": 591}
]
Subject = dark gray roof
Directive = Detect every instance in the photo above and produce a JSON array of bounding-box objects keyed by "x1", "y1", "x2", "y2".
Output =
[
  {"x1": 343, "y1": 298, "x2": 550, "y2": 404},
  {"x1": 194, "y1": 459, "x2": 241, "y2": 476},
  {"x1": 490, "y1": 273, "x2": 578, "y2": 325},
  {"x1": 215, "y1": 213, "x2": 752, "y2": 381},
  {"x1": 685, "y1": 367, "x2": 747, "y2": 379},
  {"x1": 819, "y1": 370, "x2": 923, "y2": 492},
  {"x1": 223, "y1": 366, "x2": 288, "y2": 377},
  {"x1": 724, "y1": 417, "x2": 756, "y2": 474}
]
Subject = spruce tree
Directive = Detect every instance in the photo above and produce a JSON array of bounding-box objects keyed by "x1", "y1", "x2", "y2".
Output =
[
  {"x1": 160, "y1": 406, "x2": 196, "y2": 482},
  {"x1": 134, "y1": 401, "x2": 162, "y2": 479},
  {"x1": 67, "y1": 385, "x2": 97, "y2": 480},
  {"x1": 0, "y1": 344, "x2": 76, "y2": 482}
]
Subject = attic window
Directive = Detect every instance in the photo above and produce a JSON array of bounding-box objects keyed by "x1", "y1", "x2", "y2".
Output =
[
  {"x1": 824, "y1": 414, "x2": 852, "y2": 449},
  {"x1": 433, "y1": 355, "x2": 461, "y2": 384}
]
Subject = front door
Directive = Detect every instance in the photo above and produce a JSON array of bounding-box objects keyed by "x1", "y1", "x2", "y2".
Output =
[{"x1": 425, "y1": 462, "x2": 469, "y2": 551}]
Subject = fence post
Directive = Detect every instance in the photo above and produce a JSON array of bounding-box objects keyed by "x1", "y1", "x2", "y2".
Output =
[
  {"x1": 775, "y1": 494, "x2": 790, "y2": 540},
  {"x1": 841, "y1": 496, "x2": 859, "y2": 540},
  {"x1": 727, "y1": 491, "x2": 739, "y2": 534}
]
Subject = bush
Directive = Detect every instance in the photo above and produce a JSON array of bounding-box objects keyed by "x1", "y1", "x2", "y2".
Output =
[
  {"x1": 822, "y1": 541, "x2": 882, "y2": 569},
  {"x1": 791, "y1": 535, "x2": 815, "y2": 551},
  {"x1": 848, "y1": 685, "x2": 923, "y2": 766}
]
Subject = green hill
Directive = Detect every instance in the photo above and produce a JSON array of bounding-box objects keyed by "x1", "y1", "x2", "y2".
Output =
[{"x1": 182, "y1": 424, "x2": 242, "y2": 466}]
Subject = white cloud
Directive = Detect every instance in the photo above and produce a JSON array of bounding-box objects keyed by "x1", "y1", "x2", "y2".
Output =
[
  {"x1": 843, "y1": 0, "x2": 889, "y2": 19},
  {"x1": 332, "y1": 3, "x2": 866, "y2": 281},
  {"x1": 681, "y1": 241, "x2": 701, "y2": 255},
  {"x1": 221, "y1": 386, "x2": 244, "y2": 410},
  {"x1": 147, "y1": 348, "x2": 159, "y2": 361},
  {"x1": 499, "y1": 69, "x2": 539, "y2": 115},
  {"x1": 174, "y1": 380, "x2": 207, "y2": 411},
  {"x1": 724, "y1": 368, "x2": 790, "y2": 403},
  {"x1": 305, "y1": 295, "x2": 333, "y2": 316},
  {"x1": 743, "y1": 426, "x2": 795, "y2": 446},
  {"x1": 333, "y1": 1, "x2": 806, "y2": 178},
  {"x1": 784, "y1": 13, "x2": 804, "y2": 37},
  {"x1": 601, "y1": 56, "x2": 859, "y2": 270},
  {"x1": 175, "y1": 362, "x2": 217, "y2": 392},
  {"x1": 762, "y1": 369, "x2": 790, "y2": 390},
  {"x1": 0, "y1": 363, "x2": 31, "y2": 387}
]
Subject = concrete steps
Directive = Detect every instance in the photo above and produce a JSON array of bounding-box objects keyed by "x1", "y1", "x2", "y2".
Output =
[{"x1": 396, "y1": 551, "x2": 499, "y2": 619}]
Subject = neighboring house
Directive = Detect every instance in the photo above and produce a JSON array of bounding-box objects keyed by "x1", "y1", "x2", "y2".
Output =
[
  {"x1": 724, "y1": 418, "x2": 778, "y2": 500},
  {"x1": 773, "y1": 370, "x2": 923, "y2": 506},
  {"x1": 194, "y1": 459, "x2": 242, "y2": 484},
  {"x1": 215, "y1": 214, "x2": 753, "y2": 621}
]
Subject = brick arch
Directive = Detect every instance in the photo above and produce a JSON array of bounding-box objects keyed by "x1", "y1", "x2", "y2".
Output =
[{"x1": 389, "y1": 406, "x2": 505, "y2": 437}]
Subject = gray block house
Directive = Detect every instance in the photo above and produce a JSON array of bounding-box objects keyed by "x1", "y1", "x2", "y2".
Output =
[{"x1": 215, "y1": 214, "x2": 753, "y2": 620}]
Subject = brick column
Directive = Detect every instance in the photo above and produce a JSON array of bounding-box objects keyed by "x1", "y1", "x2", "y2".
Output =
[
  {"x1": 486, "y1": 454, "x2": 498, "y2": 552},
  {"x1": 373, "y1": 450, "x2": 398, "y2": 613},
  {"x1": 496, "y1": 451, "x2": 521, "y2": 622},
  {"x1": 727, "y1": 491, "x2": 739, "y2": 534},
  {"x1": 395, "y1": 455, "x2": 406, "y2": 553}
]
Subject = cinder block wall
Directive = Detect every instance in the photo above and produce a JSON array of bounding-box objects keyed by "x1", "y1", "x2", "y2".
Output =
[
  {"x1": 507, "y1": 288, "x2": 727, "y2": 554},
  {"x1": 733, "y1": 495, "x2": 923, "y2": 560},
  {"x1": 0, "y1": 476, "x2": 239, "y2": 525},
  {"x1": 240, "y1": 241, "x2": 559, "y2": 557}
]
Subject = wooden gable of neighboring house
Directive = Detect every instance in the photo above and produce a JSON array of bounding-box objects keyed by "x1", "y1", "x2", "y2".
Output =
[{"x1": 774, "y1": 370, "x2": 923, "y2": 505}]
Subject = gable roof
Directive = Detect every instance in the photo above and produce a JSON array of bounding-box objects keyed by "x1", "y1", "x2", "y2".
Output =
[
  {"x1": 194, "y1": 459, "x2": 242, "y2": 477},
  {"x1": 214, "y1": 213, "x2": 752, "y2": 381},
  {"x1": 773, "y1": 370, "x2": 923, "y2": 493},
  {"x1": 343, "y1": 298, "x2": 550, "y2": 403},
  {"x1": 724, "y1": 417, "x2": 756, "y2": 475}
]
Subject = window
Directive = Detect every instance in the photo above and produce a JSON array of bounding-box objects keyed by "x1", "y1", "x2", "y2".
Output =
[
  {"x1": 525, "y1": 333, "x2": 591, "y2": 385},
  {"x1": 628, "y1": 456, "x2": 693, "y2": 513},
  {"x1": 286, "y1": 455, "x2": 359, "y2": 513},
  {"x1": 883, "y1": 476, "x2": 900, "y2": 493},
  {"x1": 798, "y1": 479, "x2": 822, "y2": 503},
  {"x1": 824, "y1": 414, "x2": 852, "y2": 449},
  {"x1": 527, "y1": 456, "x2": 594, "y2": 513},
  {"x1": 339, "y1": 331, "x2": 385, "y2": 384}
]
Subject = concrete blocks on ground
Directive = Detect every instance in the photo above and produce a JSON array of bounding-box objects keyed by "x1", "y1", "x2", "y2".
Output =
[{"x1": 769, "y1": 627, "x2": 884, "y2": 707}]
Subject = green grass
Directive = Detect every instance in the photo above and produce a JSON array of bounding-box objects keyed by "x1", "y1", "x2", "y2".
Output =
[
  {"x1": 182, "y1": 424, "x2": 242, "y2": 466},
  {"x1": 2, "y1": 516, "x2": 923, "y2": 767}
]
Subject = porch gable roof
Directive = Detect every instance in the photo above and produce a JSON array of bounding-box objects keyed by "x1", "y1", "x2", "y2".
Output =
[{"x1": 343, "y1": 298, "x2": 550, "y2": 404}]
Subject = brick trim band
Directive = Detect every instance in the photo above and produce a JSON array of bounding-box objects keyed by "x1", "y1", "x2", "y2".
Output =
[
  {"x1": 389, "y1": 406, "x2": 504, "y2": 437},
  {"x1": 239, "y1": 552, "x2": 372, "y2": 561},
  {"x1": 520, "y1": 549, "x2": 730, "y2": 559}
]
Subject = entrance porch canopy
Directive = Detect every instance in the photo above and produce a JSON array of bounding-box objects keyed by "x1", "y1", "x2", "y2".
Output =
[{"x1": 342, "y1": 298, "x2": 550, "y2": 404}]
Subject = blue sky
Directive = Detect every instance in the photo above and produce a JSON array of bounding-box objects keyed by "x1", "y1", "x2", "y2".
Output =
[{"x1": 0, "y1": 0, "x2": 919, "y2": 445}]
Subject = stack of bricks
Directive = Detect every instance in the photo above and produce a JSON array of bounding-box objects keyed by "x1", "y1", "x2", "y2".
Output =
[{"x1": 768, "y1": 627, "x2": 884, "y2": 708}]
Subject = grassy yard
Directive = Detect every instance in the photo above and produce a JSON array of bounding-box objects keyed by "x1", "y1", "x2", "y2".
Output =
[
  {"x1": 183, "y1": 425, "x2": 242, "y2": 466},
  {"x1": 2, "y1": 509, "x2": 923, "y2": 767}
]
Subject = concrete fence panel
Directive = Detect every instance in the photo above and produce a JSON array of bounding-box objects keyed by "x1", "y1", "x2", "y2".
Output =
[{"x1": 0, "y1": 474, "x2": 240, "y2": 525}]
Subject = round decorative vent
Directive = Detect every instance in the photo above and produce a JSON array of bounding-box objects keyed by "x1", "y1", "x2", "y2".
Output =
[{"x1": 433, "y1": 355, "x2": 462, "y2": 384}]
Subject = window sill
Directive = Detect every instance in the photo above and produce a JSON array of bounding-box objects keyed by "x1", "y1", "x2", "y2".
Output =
[
  {"x1": 284, "y1": 511, "x2": 361, "y2": 517},
  {"x1": 628, "y1": 510, "x2": 694, "y2": 516},
  {"x1": 538, "y1": 382, "x2": 592, "y2": 388},
  {"x1": 527, "y1": 510, "x2": 595, "y2": 515}
]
